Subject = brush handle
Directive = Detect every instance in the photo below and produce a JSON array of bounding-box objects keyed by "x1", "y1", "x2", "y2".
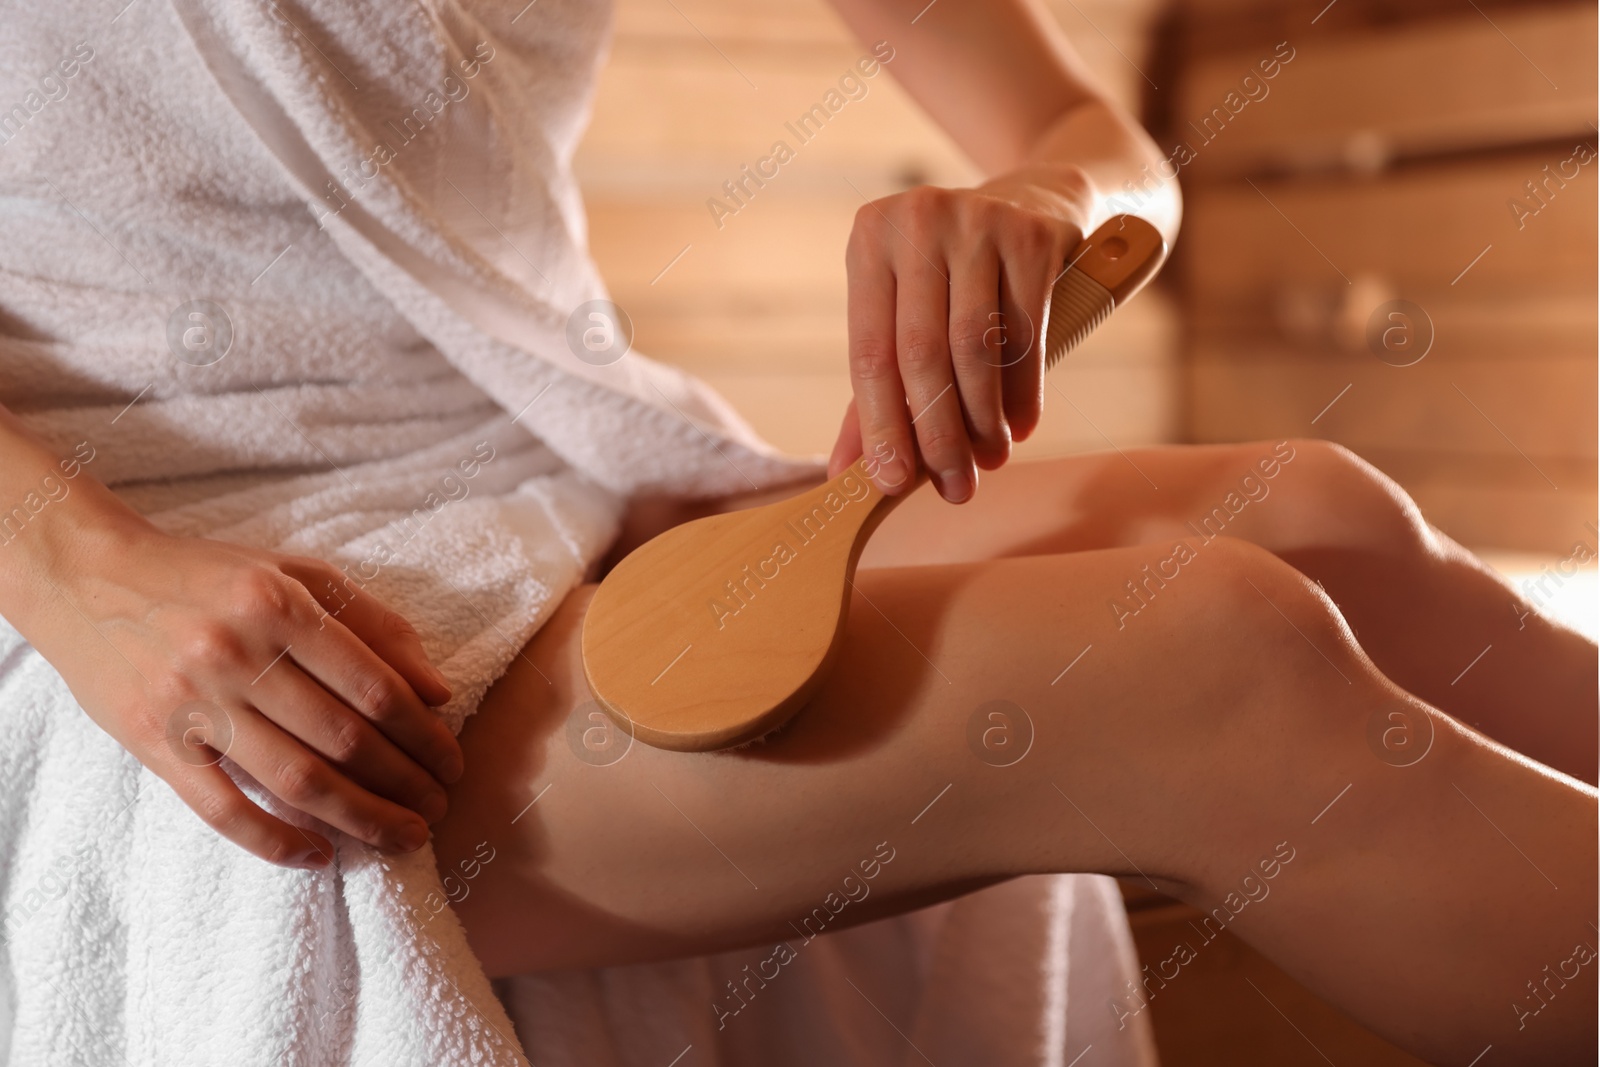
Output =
[
  {"x1": 844, "y1": 214, "x2": 1167, "y2": 516},
  {"x1": 1044, "y1": 215, "x2": 1166, "y2": 370}
]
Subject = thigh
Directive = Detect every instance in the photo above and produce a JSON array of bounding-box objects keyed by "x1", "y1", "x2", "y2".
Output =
[
  {"x1": 435, "y1": 543, "x2": 1271, "y2": 977},
  {"x1": 435, "y1": 539, "x2": 1598, "y2": 1063},
  {"x1": 866, "y1": 442, "x2": 1599, "y2": 782}
]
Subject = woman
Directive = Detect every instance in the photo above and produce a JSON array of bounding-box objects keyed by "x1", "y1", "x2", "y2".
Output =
[{"x1": 0, "y1": 0, "x2": 1592, "y2": 1063}]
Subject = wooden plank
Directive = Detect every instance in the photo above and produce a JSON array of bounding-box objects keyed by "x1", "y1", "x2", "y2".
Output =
[
  {"x1": 581, "y1": 0, "x2": 1161, "y2": 190},
  {"x1": 1187, "y1": 291, "x2": 1595, "y2": 362},
  {"x1": 1185, "y1": 345, "x2": 1596, "y2": 550},
  {"x1": 585, "y1": 193, "x2": 853, "y2": 302},
  {"x1": 610, "y1": 0, "x2": 1163, "y2": 68},
  {"x1": 1179, "y1": 153, "x2": 1599, "y2": 313},
  {"x1": 1165, "y1": 0, "x2": 1548, "y2": 58},
  {"x1": 1349, "y1": 448, "x2": 1597, "y2": 552},
  {"x1": 1187, "y1": 345, "x2": 1596, "y2": 460},
  {"x1": 577, "y1": 37, "x2": 978, "y2": 190},
  {"x1": 610, "y1": 0, "x2": 854, "y2": 46},
  {"x1": 1172, "y1": 4, "x2": 1597, "y2": 178}
]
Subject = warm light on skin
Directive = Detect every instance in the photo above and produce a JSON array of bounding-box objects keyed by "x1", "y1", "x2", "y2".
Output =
[{"x1": 443, "y1": 440, "x2": 1597, "y2": 1065}]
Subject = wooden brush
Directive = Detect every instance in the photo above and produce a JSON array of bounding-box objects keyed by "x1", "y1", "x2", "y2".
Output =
[{"x1": 581, "y1": 215, "x2": 1167, "y2": 751}]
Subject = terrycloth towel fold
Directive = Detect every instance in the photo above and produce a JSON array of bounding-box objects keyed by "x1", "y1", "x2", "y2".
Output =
[{"x1": 0, "y1": 0, "x2": 1155, "y2": 1063}]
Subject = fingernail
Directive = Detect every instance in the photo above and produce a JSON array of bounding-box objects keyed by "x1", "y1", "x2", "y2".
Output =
[
  {"x1": 397, "y1": 822, "x2": 429, "y2": 852},
  {"x1": 939, "y1": 468, "x2": 972, "y2": 504},
  {"x1": 292, "y1": 845, "x2": 331, "y2": 869},
  {"x1": 441, "y1": 750, "x2": 465, "y2": 784},
  {"x1": 421, "y1": 790, "x2": 449, "y2": 824},
  {"x1": 869, "y1": 458, "x2": 909, "y2": 493},
  {"x1": 427, "y1": 665, "x2": 452, "y2": 698}
]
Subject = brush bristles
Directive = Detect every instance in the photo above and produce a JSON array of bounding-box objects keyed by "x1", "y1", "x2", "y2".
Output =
[{"x1": 1044, "y1": 270, "x2": 1115, "y2": 371}]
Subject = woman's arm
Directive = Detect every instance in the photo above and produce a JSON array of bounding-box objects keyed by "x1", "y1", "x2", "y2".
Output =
[
  {"x1": 829, "y1": 0, "x2": 1179, "y2": 239},
  {"x1": 0, "y1": 402, "x2": 463, "y2": 865},
  {"x1": 824, "y1": 0, "x2": 1179, "y2": 502}
]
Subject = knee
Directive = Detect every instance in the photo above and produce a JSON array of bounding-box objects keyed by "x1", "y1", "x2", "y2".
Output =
[
  {"x1": 1100, "y1": 535, "x2": 1393, "y2": 821},
  {"x1": 1272, "y1": 439, "x2": 1437, "y2": 557},
  {"x1": 1184, "y1": 534, "x2": 1379, "y2": 690}
]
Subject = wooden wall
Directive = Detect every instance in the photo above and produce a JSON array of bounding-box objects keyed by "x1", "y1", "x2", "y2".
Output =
[
  {"x1": 574, "y1": 0, "x2": 1178, "y2": 461},
  {"x1": 576, "y1": 0, "x2": 1596, "y2": 541},
  {"x1": 1163, "y1": 0, "x2": 1597, "y2": 552}
]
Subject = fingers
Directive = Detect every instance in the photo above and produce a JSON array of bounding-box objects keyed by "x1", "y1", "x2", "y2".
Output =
[
  {"x1": 847, "y1": 188, "x2": 1084, "y2": 504},
  {"x1": 947, "y1": 243, "x2": 1010, "y2": 472},
  {"x1": 896, "y1": 251, "x2": 975, "y2": 503},
  {"x1": 288, "y1": 607, "x2": 464, "y2": 787},
  {"x1": 998, "y1": 259, "x2": 1046, "y2": 443},
  {"x1": 280, "y1": 559, "x2": 452, "y2": 706},
  {"x1": 999, "y1": 212, "x2": 1073, "y2": 443},
  {"x1": 332, "y1": 590, "x2": 453, "y2": 707},
  {"x1": 249, "y1": 662, "x2": 450, "y2": 823},
  {"x1": 846, "y1": 212, "x2": 916, "y2": 495},
  {"x1": 222, "y1": 705, "x2": 431, "y2": 854},
  {"x1": 162, "y1": 759, "x2": 335, "y2": 869}
]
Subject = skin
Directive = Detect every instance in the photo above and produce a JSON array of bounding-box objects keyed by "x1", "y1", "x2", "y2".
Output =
[
  {"x1": 3, "y1": 0, "x2": 1590, "y2": 1060},
  {"x1": 819, "y1": 0, "x2": 1181, "y2": 503},
  {"x1": 0, "y1": 406, "x2": 462, "y2": 866},
  {"x1": 437, "y1": 441, "x2": 1597, "y2": 1065}
]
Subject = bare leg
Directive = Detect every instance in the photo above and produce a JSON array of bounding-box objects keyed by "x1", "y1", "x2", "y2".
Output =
[
  {"x1": 437, "y1": 536, "x2": 1597, "y2": 1065},
  {"x1": 862, "y1": 438, "x2": 1599, "y2": 784}
]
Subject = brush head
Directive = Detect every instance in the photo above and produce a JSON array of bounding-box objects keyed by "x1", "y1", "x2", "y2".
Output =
[
  {"x1": 581, "y1": 458, "x2": 896, "y2": 750},
  {"x1": 580, "y1": 216, "x2": 1167, "y2": 751}
]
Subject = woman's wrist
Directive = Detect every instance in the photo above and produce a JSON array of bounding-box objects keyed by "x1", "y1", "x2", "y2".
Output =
[
  {"x1": 0, "y1": 468, "x2": 161, "y2": 638},
  {"x1": 1013, "y1": 96, "x2": 1182, "y2": 244},
  {"x1": 974, "y1": 161, "x2": 1099, "y2": 235}
]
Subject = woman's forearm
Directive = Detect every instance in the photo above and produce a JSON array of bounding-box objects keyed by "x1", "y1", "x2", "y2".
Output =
[
  {"x1": 822, "y1": 0, "x2": 1182, "y2": 500},
  {"x1": 828, "y1": 0, "x2": 1179, "y2": 239},
  {"x1": 0, "y1": 402, "x2": 150, "y2": 634}
]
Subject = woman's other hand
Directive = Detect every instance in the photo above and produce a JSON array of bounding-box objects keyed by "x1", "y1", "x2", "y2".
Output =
[{"x1": 19, "y1": 506, "x2": 461, "y2": 868}]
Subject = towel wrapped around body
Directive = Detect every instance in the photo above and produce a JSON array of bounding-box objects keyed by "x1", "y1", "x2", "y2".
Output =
[{"x1": 0, "y1": 1, "x2": 1156, "y2": 1063}]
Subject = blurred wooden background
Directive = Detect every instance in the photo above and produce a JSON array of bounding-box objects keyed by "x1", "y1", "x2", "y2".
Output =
[
  {"x1": 1166, "y1": 0, "x2": 1597, "y2": 554},
  {"x1": 574, "y1": 0, "x2": 1180, "y2": 468},
  {"x1": 573, "y1": 1, "x2": 1595, "y2": 1062},
  {"x1": 575, "y1": 0, "x2": 1596, "y2": 556}
]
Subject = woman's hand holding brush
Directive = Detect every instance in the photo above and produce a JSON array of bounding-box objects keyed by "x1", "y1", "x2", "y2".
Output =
[{"x1": 828, "y1": 164, "x2": 1100, "y2": 502}]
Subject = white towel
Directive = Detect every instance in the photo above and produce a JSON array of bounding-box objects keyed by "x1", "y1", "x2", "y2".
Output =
[
  {"x1": 0, "y1": 1, "x2": 1155, "y2": 1063},
  {"x1": 495, "y1": 873, "x2": 1159, "y2": 1067}
]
